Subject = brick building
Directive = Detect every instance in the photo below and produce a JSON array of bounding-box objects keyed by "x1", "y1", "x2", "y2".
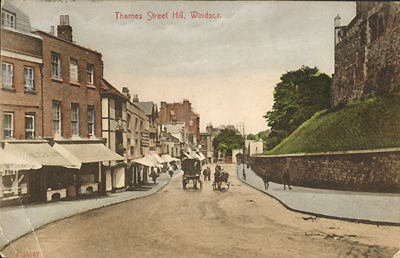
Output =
[
  {"x1": 159, "y1": 99, "x2": 200, "y2": 143},
  {"x1": 332, "y1": 2, "x2": 400, "y2": 106},
  {"x1": 1, "y1": 2, "x2": 43, "y2": 139},
  {"x1": 34, "y1": 15, "x2": 103, "y2": 139}
]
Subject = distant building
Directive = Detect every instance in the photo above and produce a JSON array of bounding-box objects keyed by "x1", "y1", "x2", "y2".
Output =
[
  {"x1": 332, "y1": 2, "x2": 400, "y2": 106},
  {"x1": 199, "y1": 124, "x2": 221, "y2": 163},
  {"x1": 159, "y1": 99, "x2": 200, "y2": 143},
  {"x1": 134, "y1": 96, "x2": 160, "y2": 154}
]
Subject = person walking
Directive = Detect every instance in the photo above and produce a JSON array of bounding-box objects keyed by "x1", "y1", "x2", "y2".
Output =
[
  {"x1": 203, "y1": 168, "x2": 208, "y2": 181},
  {"x1": 282, "y1": 169, "x2": 292, "y2": 190},
  {"x1": 207, "y1": 167, "x2": 211, "y2": 181},
  {"x1": 262, "y1": 172, "x2": 270, "y2": 190}
]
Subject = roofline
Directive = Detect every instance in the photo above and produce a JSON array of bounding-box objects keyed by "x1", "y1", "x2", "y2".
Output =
[
  {"x1": 101, "y1": 78, "x2": 129, "y2": 101},
  {"x1": 34, "y1": 30, "x2": 102, "y2": 56}
]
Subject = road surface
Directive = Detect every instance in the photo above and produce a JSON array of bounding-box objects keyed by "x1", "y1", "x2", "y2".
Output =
[{"x1": 3, "y1": 164, "x2": 400, "y2": 258}]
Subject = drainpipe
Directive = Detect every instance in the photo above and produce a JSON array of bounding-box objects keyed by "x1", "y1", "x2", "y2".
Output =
[{"x1": 40, "y1": 64, "x2": 44, "y2": 138}]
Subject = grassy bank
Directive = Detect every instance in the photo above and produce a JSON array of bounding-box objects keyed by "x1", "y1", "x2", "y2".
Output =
[{"x1": 266, "y1": 95, "x2": 400, "y2": 155}]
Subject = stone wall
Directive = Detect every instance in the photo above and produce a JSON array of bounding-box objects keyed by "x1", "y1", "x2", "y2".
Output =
[
  {"x1": 249, "y1": 149, "x2": 400, "y2": 193},
  {"x1": 332, "y1": 2, "x2": 400, "y2": 106}
]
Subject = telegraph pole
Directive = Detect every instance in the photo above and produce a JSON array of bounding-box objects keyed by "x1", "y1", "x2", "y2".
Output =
[{"x1": 239, "y1": 122, "x2": 246, "y2": 180}]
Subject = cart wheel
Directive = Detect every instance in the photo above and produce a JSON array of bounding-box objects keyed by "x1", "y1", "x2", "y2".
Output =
[{"x1": 227, "y1": 182, "x2": 230, "y2": 190}]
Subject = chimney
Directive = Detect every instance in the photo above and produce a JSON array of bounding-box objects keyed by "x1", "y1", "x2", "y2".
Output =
[
  {"x1": 122, "y1": 87, "x2": 131, "y2": 100},
  {"x1": 50, "y1": 26, "x2": 55, "y2": 35},
  {"x1": 57, "y1": 15, "x2": 73, "y2": 42},
  {"x1": 161, "y1": 101, "x2": 167, "y2": 109},
  {"x1": 132, "y1": 94, "x2": 139, "y2": 102},
  {"x1": 334, "y1": 14, "x2": 341, "y2": 27}
]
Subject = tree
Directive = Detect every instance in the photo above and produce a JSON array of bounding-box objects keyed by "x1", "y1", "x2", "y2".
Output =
[
  {"x1": 264, "y1": 66, "x2": 331, "y2": 150},
  {"x1": 212, "y1": 129, "x2": 244, "y2": 157}
]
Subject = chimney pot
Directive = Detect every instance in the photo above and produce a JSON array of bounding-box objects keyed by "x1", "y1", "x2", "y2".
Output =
[
  {"x1": 57, "y1": 15, "x2": 73, "y2": 42},
  {"x1": 65, "y1": 15, "x2": 70, "y2": 25},
  {"x1": 50, "y1": 26, "x2": 55, "y2": 35}
]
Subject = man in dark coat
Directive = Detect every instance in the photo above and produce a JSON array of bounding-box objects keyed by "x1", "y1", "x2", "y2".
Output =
[
  {"x1": 282, "y1": 169, "x2": 292, "y2": 190},
  {"x1": 262, "y1": 172, "x2": 270, "y2": 190}
]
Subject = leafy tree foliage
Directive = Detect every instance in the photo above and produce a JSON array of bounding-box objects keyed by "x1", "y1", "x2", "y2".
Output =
[
  {"x1": 213, "y1": 129, "x2": 244, "y2": 157},
  {"x1": 264, "y1": 66, "x2": 331, "y2": 150}
]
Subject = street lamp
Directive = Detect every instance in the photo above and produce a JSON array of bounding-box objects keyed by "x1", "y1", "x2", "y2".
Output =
[{"x1": 238, "y1": 122, "x2": 246, "y2": 180}]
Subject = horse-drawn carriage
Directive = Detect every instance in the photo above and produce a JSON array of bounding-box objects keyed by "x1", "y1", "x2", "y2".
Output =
[
  {"x1": 212, "y1": 168, "x2": 230, "y2": 191},
  {"x1": 182, "y1": 158, "x2": 203, "y2": 190}
]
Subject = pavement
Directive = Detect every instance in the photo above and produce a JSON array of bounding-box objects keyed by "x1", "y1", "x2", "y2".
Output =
[
  {"x1": 0, "y1": 169, "x2": 181, "y2": 251},
  {"x1": 237, "y1": 164, "x2": 400, "y2": 225}
]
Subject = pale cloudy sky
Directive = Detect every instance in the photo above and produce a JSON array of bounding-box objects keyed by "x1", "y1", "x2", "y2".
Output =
[{"x1": 12, "y1": 0, "x2": 356, "y2": 133}]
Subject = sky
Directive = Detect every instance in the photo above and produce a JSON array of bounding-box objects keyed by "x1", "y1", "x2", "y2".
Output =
[{"x1": 11, "y1": 0, "x2": 356, "y2": 134}]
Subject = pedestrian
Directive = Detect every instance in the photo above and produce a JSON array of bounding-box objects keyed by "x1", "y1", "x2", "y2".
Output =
[
  {"x1": 168, "y1": 165, "x2": 174, "y2": 177},
  {"x1": 262, "y1": 172, "x2": 270, "y2": 190},
  {"x1": 203, "y1": 168, "x2": 208, "y2": 181},
  {"x1": 207, "y1": 167, "x2": 211, "y2": 181},
  {"x1": 282, "y1": 169, "x2": 292, "y2": 190},
  {"x1": 150, "y1": 169, "x2": 158, "y2": 184}
]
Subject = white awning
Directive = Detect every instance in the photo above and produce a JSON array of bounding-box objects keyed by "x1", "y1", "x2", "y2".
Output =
[
  {"x1": 133, "y1": 156, "x2": 159, "y2": 167},
  {"x1": 152, "y1": 154, "x2": 166, "y2": 164},
  {"x1": 0, "y1": 146, "x2": 42, "y2": 171},
  {"x1": 53, "y1": 143, "x2": 124, "y2": 164},
  {"x1": 161, "y1": 154, "x2": 176, "y2": 163},
  {"x1": 6, "y1": 142, "x2": 79, "y2": 168}
]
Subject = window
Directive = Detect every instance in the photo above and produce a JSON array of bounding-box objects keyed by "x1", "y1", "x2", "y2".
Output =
[
  {"x1": 71, "y1": 103, "x2": 79, "y2": 136},
  {"x1": 135, "y1": 118, "x2": 138, "y2": 130},
  {"x1": 140, "y1": 120, "x2": 143, "y2": 131},
  {"x1": 88, "y1": 105, "x2": 95, "y2": 136},
  {"x1": 53, "y1": 101, "x2": 61, "y2": 136},
  {"x1": 25, "y1": 114, "x2": 35, "y2": 139},
  {"x1": 3, "y1": 112, "x2": 13, "y2": 139},
  {"x1": 87, "y1": 63, "x2": 94, "y2": 84},
  {"x1": 70, "y1": 58, "x2": 78, "y2": 81},
  {"x1": 2, "y1": 62, "x2": 13, "y2": 89},
  {"x1": 1, "y1": 10, "x2": 15, "y2": 29},
  {"x1": 127, "y1": 114, "x2": 131, "y2": 129},
  {"x1": 130, "y1": 146, "x2": 134, "y2": 156},
  {"x1": 51, "y1": 53, "x2": 61, "y2": 79},
  {"x1": 115, "y1": 101, "x2": 122, "y2": 120},
  {"x1": 24, "y1": 66, "x2": 35, "y2": 91}
]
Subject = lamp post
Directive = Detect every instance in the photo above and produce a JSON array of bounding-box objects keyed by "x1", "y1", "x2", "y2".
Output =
[{"x1": 238, "y1": 122, "x2": 246, "y2": 180}]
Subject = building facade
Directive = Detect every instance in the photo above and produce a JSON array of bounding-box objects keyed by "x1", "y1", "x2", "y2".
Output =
[
  {"x1": 101, "y1": 79, "x2": 128, "y2": 191},
  {"x1": 159, "y1": 99, "x2": 200, "y2": 143},
  {"x1": 35, "y1": 16, "x2": 103, "y2": 139},
  {"x1": 332, "y1": 2, "x2": 400, "y2": 106},
  {"x1": 1, "y1": 2, "x2": 43, "y2": 140},
  {"x1": 134, "y1": 96, "x2": 161, "y2": 154}
]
